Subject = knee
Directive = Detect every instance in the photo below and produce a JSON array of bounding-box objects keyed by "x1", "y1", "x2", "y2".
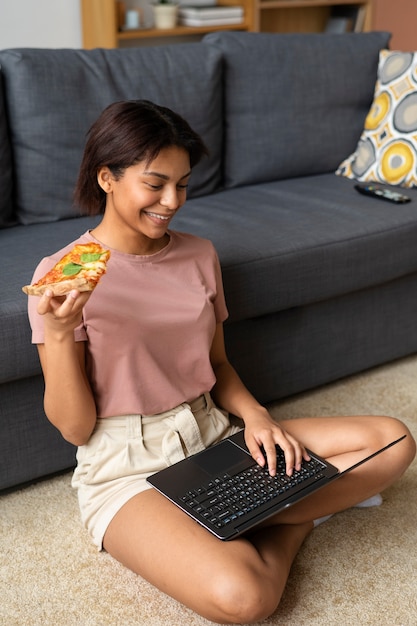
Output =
[
  {"x1": 377, "y1": 416, "x2": 416, "y2": 471},
  {"x1": 207, "y1": 570, "x2": 278, "y2": 624},
  {"x1": 386, "y1": 416, "x2": 415, "y2": 456},
  {"x1": 397, "y1": 421, "x2": 416, "y2": 468}
]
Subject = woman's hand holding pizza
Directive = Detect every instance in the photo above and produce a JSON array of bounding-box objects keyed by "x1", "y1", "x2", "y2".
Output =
[
  {"x1": 37, "y1": 289, "x2": 92, "y2": 336},
  {"x1": 24, "y1": 242, "x2": 110, "y2": 337}
]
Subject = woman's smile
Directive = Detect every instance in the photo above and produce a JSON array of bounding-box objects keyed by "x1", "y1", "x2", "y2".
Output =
[{"x1": 143, "y1": 210, "x2": 173, "y2": 223}]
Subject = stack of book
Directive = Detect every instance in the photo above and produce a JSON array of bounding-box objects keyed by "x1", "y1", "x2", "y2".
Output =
[{"x1": 178, "y1": 5, "x2": 244, "y2": 27}]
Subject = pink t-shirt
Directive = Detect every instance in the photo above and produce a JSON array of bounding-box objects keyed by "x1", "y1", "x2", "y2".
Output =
[{"x1": 28, "y1": 230, "x2": 228, "y2": 417}]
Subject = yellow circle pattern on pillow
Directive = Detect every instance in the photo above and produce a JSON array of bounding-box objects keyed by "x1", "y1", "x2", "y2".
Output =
[
  {"x1": 380, "y1": 140, "x2": 415, "y2": 184},
  {"x1": 337, "y1": 50, "x2": 417, "y2": 188},
  {"x1": 365, "y1": 92, "x2": 390, "y2": 130}
]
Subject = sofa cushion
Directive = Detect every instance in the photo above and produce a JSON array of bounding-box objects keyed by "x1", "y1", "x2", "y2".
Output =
[
  {"x1": 0, "y1": 45, "x2": 223, "y2": 225},
  {"x1": 172, "y1": 174, "x2": 417, "y2": 322},
  {"x1": 203, "y1": 31, "x2": 391, "y2": 188},
  {"x1": 0, "y1": 71, "x2": 14, "y2": 227},
  {"x1": 337, "y1": 50, "x2": 417, "y2": 187}
]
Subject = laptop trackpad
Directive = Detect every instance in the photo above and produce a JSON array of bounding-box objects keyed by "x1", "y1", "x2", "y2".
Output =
[{"x1": 193, "y1": 440, "x2": 253, "y2": 476}]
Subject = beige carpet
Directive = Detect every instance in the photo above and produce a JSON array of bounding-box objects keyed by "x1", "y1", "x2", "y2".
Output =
[{"x1": 2, "y1": 355, "x2": 417, "y2": 626}]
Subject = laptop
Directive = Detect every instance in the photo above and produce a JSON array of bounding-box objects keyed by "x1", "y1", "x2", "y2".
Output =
[{"x1": 147, "y1": 429, "x2": 406, "y2": 541}]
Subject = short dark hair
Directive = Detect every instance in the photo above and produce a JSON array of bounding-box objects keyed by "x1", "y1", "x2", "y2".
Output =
[{"x1": 74, "y1": 100, "x2": 208, "y2": 215}]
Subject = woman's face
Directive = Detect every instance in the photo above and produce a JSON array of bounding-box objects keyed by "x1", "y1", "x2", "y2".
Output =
[{"x1": 97, "y1": 145, "x2": 191, "y2": 253}]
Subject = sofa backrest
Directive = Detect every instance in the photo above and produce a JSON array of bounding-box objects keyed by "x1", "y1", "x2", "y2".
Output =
[
  {"x1": 0, "y1": 72, "x2": 14, "y2": 228},
  {"x1": 203, "y1": 31, "x2": 391, "y2": 188},
  {"x1": 0, "y1": 44, "x2": 223, "y2": 226}
]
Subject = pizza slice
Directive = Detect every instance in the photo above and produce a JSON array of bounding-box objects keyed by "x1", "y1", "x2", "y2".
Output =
[{"x1": 22, "y1": 243, "x2": 111, "y2": 297}]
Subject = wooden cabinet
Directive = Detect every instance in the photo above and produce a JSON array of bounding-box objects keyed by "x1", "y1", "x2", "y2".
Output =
[
  {"x1": 81, "y1": 0, "x2": 372, "y2": 49},
  {"x1": 81, "y1": 0, "x2": 255, "y2": 49}
]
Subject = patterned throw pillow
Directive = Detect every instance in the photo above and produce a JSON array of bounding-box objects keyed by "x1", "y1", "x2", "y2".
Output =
[{"x1": 337, "y1": 50, "x2": 417, "y2": 187}]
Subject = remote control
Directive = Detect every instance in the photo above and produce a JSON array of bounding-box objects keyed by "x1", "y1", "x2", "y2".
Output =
[{"x1": 355, "y1": 183, "x2": 411, "y2": 204}]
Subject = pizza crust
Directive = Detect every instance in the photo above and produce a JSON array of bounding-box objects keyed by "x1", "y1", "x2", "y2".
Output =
[{"x1": 22, "y1": 276, "x2": 96, "y2": 297}]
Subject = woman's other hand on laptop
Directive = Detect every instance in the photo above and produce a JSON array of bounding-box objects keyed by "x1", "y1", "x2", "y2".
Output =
[{"x1": 243, "y1": 413, "x2": 311, "y2": 477}]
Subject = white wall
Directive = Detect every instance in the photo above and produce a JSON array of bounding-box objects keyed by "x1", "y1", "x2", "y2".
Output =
[{"x1": 0, "y1": 0, "x2": 82, "y2": 49}]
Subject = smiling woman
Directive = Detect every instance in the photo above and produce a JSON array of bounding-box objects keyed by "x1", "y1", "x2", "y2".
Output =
[
  {"x1": 25, "y1": 99, "x2": 415, "y2": 625},
  {"x1": 93, "y1": 146, "x2": 191, "y2": 255}
]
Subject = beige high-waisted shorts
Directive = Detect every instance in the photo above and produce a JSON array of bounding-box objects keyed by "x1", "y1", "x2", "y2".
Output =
[{"x1": 71, "y1": 393, "x2": 242, "y2": 550}]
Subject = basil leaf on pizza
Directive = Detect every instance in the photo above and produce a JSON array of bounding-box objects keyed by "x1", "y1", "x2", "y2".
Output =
[{"x1": 63, "y1": 263, "x2": 83, "y2": 276}]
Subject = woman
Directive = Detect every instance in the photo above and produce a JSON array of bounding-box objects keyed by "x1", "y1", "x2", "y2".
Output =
[{"x1": 28, "y1": 100, "x2": 415, "y2": 624}]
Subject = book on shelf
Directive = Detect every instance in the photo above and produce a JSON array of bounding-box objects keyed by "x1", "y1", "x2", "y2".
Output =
[
  {"x1": 353, "y1": 6, "x2": 367, "y2": 32},
  {"x1": 325, "y1": 17, "x2": 353, "y2": 33},
  {"x1": 325, "y1": 5, "x2": 367, "y2": 34},
  {"x1": 179, "y1": 5, "x2": 243, "y2": 18},
  {"x1": 179, "y1": 5, "x2": 244, "y2": 26},
  {"x1": 179, "y1": 15, "x2": 244, "y2": 26},
  {"x1": 178, "y1": 0, "x2": 217, "y2": 5}
]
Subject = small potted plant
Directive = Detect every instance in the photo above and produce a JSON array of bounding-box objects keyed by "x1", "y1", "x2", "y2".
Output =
[{"x1": 152, "y1": 0, "x2": 179, "y2": 29}]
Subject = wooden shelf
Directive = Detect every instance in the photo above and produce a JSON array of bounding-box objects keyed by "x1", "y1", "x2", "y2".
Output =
[
  {"x1": 81, "y1": 0, "x2": 372, "y2": 48},
  {"x1": 118, "y1": 22, "x2": 251, "y2": 41},
  {"x1": 254, "y1": 0, "x2": 372, "y2": 33}
]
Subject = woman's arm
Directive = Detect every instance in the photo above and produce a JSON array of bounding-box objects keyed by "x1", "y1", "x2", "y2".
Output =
[
  {"x1": 36, "y1": 289, "x2": 97, "y2": 446},
  {"x1": 210, "y1": 323, "x2": 309, "y2": 476}
]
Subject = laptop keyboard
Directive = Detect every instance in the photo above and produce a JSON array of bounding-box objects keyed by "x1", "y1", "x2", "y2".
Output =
[{"x1": 180, "y1": 454, "x2": 327, "y2": 529}]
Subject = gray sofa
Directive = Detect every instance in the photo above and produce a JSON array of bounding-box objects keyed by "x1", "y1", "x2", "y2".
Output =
[{"x1": 2, "y1": 31, "x2": 417, "y2": 492}]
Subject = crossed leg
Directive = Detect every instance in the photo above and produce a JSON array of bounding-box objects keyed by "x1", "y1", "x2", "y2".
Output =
[{"x1": 103, "y1": 415, "x2": 415, "y2": 624}]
